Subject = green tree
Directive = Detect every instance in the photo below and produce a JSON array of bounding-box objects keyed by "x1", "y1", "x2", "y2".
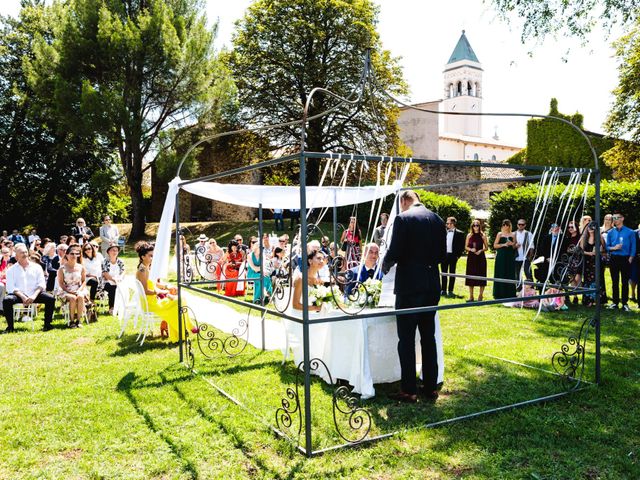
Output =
[
  {"x1": 489, "y1": 0, "x2": 639, "y2": 41},
  {"x1": 0, "y1": 1, "x2": 118, "y2": 234},
  {"x1": 25, "y1": 0, "x2": 225, "y2": 238},
  {"x1": 228, "y1": 0, "x2": 408, "y2": 186},
  {"x1": 603, "y1": 20, "x2": 640, "y2": 179}
]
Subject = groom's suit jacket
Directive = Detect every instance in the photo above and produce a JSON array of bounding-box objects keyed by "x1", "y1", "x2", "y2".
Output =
[{"x1": 382, "y1": 203, "x2": 447, "y2": 296}]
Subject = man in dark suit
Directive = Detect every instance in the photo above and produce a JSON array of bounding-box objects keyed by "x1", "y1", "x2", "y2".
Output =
[
  {"x1": 46, "y1": 243, "x2": 68, "y2": 292},
  {"x1": 382, "y1": 190, "x2": 447, "y2": 402},
  {"x1": 71, "y1": 218, "x2": 94, "y2": 244},
  {"x1": 440, "y1": 217, "x2": 466, "y2": 296},
  {"x1": 534, "y1": 223, "x2": 564, "y2": 288}
]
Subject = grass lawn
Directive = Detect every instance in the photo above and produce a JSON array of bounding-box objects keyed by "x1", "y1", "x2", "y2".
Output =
[{"x1": 1, "y1": 241, "x2": 639, "y2": 479}]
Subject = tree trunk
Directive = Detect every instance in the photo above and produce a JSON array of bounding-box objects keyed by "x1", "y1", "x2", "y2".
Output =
[{"x1": 129, "y1": 180, "x2": 146, "y2": 239}]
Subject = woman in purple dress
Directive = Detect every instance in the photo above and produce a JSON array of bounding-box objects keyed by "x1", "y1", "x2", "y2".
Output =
[{"x1": 465, "y1": 219, "x2": 488, "y2": 302}]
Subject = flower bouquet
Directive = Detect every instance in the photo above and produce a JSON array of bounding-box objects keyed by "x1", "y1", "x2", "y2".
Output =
[{"x1": 308, "y1": 284, "x2": 343, "y2": 308}]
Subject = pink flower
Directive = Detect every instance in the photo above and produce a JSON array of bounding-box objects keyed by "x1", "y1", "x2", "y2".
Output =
[{"x1": 191, "y1": 327, "x2": 199, "y2": 334}]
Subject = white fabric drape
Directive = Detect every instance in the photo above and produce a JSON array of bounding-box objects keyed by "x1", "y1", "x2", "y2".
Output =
[{"x1": 151, "y1": 177, "x2": 403, "y2": 281}]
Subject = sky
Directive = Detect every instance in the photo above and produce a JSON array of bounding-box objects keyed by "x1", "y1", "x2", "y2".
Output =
[{"x1": 1, "y1": 0, "x2": 622, "y2": 147}]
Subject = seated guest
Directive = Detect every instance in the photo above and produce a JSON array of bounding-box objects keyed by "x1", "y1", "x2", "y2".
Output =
[
  {"x1": 28, "y1": 229, "x2": 40, "y2": 249},
  {"x1": 46, "y1": 243, "x2": 68, "y2": 292},
  {"x1": 30, "y1": 238, "x2": 42, "y2": 254},
  {"x1": 292, "y1": 250, "x2": 325, "y2": 312},
  {"x1": 320, "y1": 236, "x2": 331, "y2": 256},
  {"x1": 2, "y1": 243, "x2": 56, "y2": 333},
  {"x1": 40, "y1": 242, "x2": 57, "y2": 287},
  {"x1": 59, "y1": 235, "x2": 69, "y2": 245},
  {"x1": 9, "y1": 229, "x2": 26, "y2": 245},
  {"x1": 102, "y1": 245, "x2": 125, "y2": 315},
  {"x1": 135, "y1": 241, "x2": 192, "y2": 341},
  {"x1": 0, "y1": 246, "x2": 11, "y2": 310},
  {"x1": 344, "y1": 243, "x2": 383, "y2": 296},
  {"x1": 57, "y1": 244, "x2": 88, "y2": 328},
  {"x1": 194, "y1": 234, "x2": 208, "y2": 254},
  {"x1": 373, "y1": 213, "x2": 389, "y2": 246},
  {"x1": 441, "y1": 217, "x2": 466, "y2": 296},
  {"x1": 222, "y1": 240, "x2": 244, "y2": 297},
  {"x1": 247, "y1": 236, "x2": 273, "y2": 303},
  {"x1": 204, "y1": 238, "x2": 224, "y2": 283},
  {"x1": 82, "y1": 242, "x2": 104, "y2": 301},
  {"x1": 99, "y1": 215, "x2": 120, "y2": 257},
  {"x1": 270, "y1": 247, "x2": 285, "y2": 277},
  {"x1": 71, "y1": 218, "x2": 94, "y2": 245}
]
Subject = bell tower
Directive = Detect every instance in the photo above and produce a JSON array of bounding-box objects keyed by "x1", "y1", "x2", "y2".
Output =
[{"x1": 442, "y1": 30, "x2": 483, "y2": 137}]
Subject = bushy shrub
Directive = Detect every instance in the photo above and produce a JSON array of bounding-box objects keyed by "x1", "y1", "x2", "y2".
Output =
[
  {"x1": 416, "y1": 191, "x2": 472, "y2": 231},
  {"x1": 489, "y1": 180, "x2": 640, "y2": 240}
]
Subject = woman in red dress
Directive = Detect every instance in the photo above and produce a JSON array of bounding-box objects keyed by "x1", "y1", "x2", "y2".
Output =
[
  {"x1": 340, "y1": 216, "x2": 362, "y2": 269},
  {"x1": 223, "y1": 240, "x2": 244, "y2": 296}
]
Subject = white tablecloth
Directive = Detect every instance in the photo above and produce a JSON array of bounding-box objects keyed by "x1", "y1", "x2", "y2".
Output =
[{"x1": 283, "y1": 309, "x2": 444, "y2": 399}]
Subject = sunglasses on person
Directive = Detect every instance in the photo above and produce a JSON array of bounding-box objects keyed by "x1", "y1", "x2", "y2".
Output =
[
  {"x1": 517, "y1": 223, "x2": 525, "y2": 226},
  {"x1": 472, "y1": 223, "x2": 480, "y2": 227},
  {"x1": 612, "y1": 216, "x2": 620, "y2": 220},
  {"x1": 568, "y1": 225, "x2": 575, "y2": 229}
]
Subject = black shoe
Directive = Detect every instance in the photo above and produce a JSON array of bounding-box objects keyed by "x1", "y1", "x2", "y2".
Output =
[
  {"x1": 1, "y1": 327, "x2": 15, "y2": 334},
  {"x1": 447, "y1": 291, "x2": 454, "y2": 298},
  {"x1": 419, "y1": 386, "x2": 439, "y2": 401},
  {"x1": 43, "y1": 325, "x2": 53, "y2": 332},
  {"x1": 440, "y1": 290, "x2": 446, "y2": 296}
]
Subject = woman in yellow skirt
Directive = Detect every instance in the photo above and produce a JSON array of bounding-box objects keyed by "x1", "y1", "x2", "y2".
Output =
[{"x1": 135, "y1": 241, "x2": 192, "y2": 342}]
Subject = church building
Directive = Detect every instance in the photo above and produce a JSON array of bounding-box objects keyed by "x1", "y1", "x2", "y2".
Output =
[{"x1": 398, "y1": 31, "x2": 522, "y2": 208}]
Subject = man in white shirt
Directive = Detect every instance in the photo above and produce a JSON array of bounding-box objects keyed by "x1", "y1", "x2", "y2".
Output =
[
  {"x1": 27, "y1": 229, "x2": 40, "y2": 248},
  {"x1": 2, "y1": 244, "x2": 55, "y2": 333},
  {"x1": 514, "y1": 218, "x2": 534, "y2": 287},
  {"x1": 99, "y1": 215, "x2": 120, "y2": 256}
]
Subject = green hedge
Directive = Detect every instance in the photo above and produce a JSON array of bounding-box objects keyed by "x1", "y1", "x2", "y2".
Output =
[
  {"x1": 416, "y1": 191, "x2": 472, "y2": 232},
  {"x1": 328, "y1": 190, "x2": 472, "y2": 237},
  {"x1": 488, "y1": 180, "x2": 640, "y2": 240}
]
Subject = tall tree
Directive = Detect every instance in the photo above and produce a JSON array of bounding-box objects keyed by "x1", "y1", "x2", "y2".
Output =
[
  {"x1": 228, "y1": 0, "x2": 408, "y2": 186},
  {"x1": 603, "y1": 20, "x2": 640, "y2": 180},
  {"x1": 489, "y1": 0, "x2": 638, "y2": 41},
  {"x1": 0, "y1": 1, "x2": 118, "y2": 234},
  {"x1": 25, "y1": 0, "x2": 223, "y2": 238}
]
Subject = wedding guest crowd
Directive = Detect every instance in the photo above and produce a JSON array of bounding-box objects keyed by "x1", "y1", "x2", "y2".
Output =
[{"x1": 0, "y1": 216, "x2": 125, "y2": 333}]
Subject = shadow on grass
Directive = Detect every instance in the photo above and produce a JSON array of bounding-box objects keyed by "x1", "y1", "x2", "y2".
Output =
[
  {"x1": 160, "y1": 371, "x2": 306, "y2": 480},
  {"x1": 117, "y1": 371, "x2": 199, "y2": 479},
  {"x1": 110, "y1": 334, "x2": 178, "y2": 356}
]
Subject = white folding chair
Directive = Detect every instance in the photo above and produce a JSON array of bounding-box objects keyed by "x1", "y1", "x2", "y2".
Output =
[
  {"x1": 13, "y1": 303, "x2": 38, "y2": 331},
  {"x1": 60, "y1": 300, "x2": 89, "y2": 326},
  {"x1": 114, "y1": 278, "x2": 142, "y2": 338},
  {"x1": 133, "y1": 279, "x2": 162, "y2": 346}
]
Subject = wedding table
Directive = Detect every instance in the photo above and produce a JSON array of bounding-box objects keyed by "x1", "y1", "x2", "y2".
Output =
[{"x1": 283, "y1": 308, "x2": 444, "y2": 399}]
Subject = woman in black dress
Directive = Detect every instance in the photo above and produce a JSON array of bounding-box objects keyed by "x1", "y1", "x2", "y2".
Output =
[{"x1": 465, "y1": 219, "x2": 488, "y2": 302}]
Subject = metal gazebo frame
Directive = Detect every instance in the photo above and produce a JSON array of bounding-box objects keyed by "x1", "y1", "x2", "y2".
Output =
[{"x1": 169, "y1": 52, "x2": 601, "y2": 457}]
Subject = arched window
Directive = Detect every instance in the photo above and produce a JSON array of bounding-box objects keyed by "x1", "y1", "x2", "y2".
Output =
[
  {"x1": 457, "y1": 81, "x2": 462, "y2": 96},
  {"x1": 475, "y1": 82, "x2": 480, "y2": 97},
  {"x1": 449, "y1": 83, "x2": 454, "y2": 98},
  {"x1": 467, "y1": 81, "x2": 472, "y2": 96},
  {"x1": 491, "y1": 155, "x2": 496, "y2": 161},
  {"x1": 473, "y1": 153, "x2": 479, "y2": 160},
  {"x1": 470, "y1": 82, "x2": 477, "y2": 96}
]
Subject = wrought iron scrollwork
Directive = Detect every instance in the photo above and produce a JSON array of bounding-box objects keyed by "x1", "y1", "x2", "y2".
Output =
[
  {"x1": 276, "y1": 357, "x2": 372, "y2": 445},
  {"x1": 552, "y1": 316, "x2": 591, "y2": 389},
  {"x1": 182, "y1": 304, "x2": 250, "y2": 359},
  {"x1": 551, "y1": 244, "x2": 584, "y2": 286},
  {"x1": 275, "y1": 385, "x2": 302, "y2": 438},
  {"x1": 193, "y1": 245, "x2": 221, "y2": 281},
  {"x1": 182, "y1": 253, "x2": 194, "y2": 284}
]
